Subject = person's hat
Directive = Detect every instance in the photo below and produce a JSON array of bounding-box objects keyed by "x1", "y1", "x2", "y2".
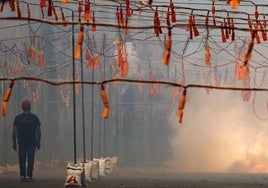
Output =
[{"x1": 21, "y1": 100, "x2": 31, "y2": 111}]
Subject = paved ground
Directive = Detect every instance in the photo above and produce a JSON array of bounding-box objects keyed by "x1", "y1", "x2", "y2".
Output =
[{"x1": 0, "y1": 166, "x2": 268, "y2": 188}]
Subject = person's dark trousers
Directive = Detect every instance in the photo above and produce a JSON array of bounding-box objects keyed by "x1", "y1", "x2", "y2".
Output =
[{"x1": 18, "y1": 144, "x2": 36, "y2": 178}]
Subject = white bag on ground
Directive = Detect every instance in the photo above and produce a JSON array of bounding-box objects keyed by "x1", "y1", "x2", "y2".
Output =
[
  {"x1": 104, "y1": 157, "x2": 111, "y2": 175},
  {"x1": 64, "y1": 163, "x2": 83, "y2": 187},
  {"x1": 84, "y1": 161, "x2": 92, "y2": 183},
  {"x1": 110, "y1": 156, "x2": 118, "y2": 173},
  {"x1": 91, "y1": 160, "x2": 99, "y2": 180},
  {"x1": 97, "y1": 158, "x2": 106, "y2": 177}
]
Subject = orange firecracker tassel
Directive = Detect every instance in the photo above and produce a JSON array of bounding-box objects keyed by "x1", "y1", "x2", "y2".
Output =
[
  {"x1": 163, "y1": 50, "x2": 170, "y2": 66},
  {"x1": 192, "y1": 15, "x2": 199, "y2": 37},
  {"x1": 2, "y1": 80, "x2": 14, "y2": 116},
  {"x1": 62, "y1": 0, "x2": 68, "y2": 3},
  {"x1": 243, "y1": 36, "x2": 255, "y2": 66},
  {"x1": 163, "y1": 32, "x2": 172, "y2": 65},
  {"x1": 101, "y1": 84, "x2": 109, "y2": 119},
  {"x1": 230, "y1": 0, "x2": 239, "y2": 9},
  {"x1": 205, "y1": 45, "x2": 211, "y2": 67},
  {"x1": 178, "y1": 88, "x2": 187, "y2": 123},
  {"x1": 74, "y1": 26, "x2": 84, "y2": 59}
]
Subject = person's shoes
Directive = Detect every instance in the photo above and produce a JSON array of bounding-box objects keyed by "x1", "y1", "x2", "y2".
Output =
[
  {"x1": 20, "y1": 176, "x2": 26, "y2": 182},
  {"x1": 25, "y1": 176, "x2": 32, "y2": 182}
]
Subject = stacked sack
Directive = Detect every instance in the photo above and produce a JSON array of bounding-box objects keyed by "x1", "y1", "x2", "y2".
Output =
[{"x1": 64, "y1": 156, "x2": 118, "y2": 187}]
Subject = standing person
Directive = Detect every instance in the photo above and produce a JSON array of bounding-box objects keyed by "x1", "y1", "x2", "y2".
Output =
[{"x1": 12, "y1": 99, "x2": 41, "y2": 182}]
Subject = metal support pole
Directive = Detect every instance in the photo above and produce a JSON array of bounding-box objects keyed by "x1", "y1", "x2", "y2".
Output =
[{"x1": 72, "y1": 12, "x2": 77, "y2": 164}]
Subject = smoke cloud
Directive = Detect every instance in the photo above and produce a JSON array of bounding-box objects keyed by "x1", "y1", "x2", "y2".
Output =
[{"x1": 168, "y1": 89, "x2": 268, "y2": 173}]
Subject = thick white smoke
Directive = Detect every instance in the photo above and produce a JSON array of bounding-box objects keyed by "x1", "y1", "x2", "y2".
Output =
[{"x1": 168, "y1": 89, "x2": 268, "y2": 173}]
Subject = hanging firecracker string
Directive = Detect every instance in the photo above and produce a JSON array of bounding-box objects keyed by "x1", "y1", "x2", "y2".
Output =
[
  {"x1": 116, "y1": 39, "x2": 123, "y2": 68},
  {"x1": 163, "y1": 30, "x2": 172, "y2": 66},
  {"x1": 211, "y1": 1, "x2": 216, "y2": 26},
  {"x1": 16, "y1": 0, "x2": 21, "y2": 18},
  {"x1": 84, "y1": 1, "x2": 90, "y2": 22},
  {"x1": 192, "y1": 15, "x2": 199, "y2": 37},
  {"x1": 40, "y1": 2, "x2": 44, "y2": 19},
  {"x1": 153, "y1": 7, "x2": 162, "y2": 37},
  {"x1": 9, "y1": 0, "x2": 15, "y2": 12},
  {"x1": 204, "y1": 40, "x2": 211, "y2": 67},
  {"x1": 163, "y1": 8, "x2": 172, "y2": 66},
  {"x1": 126, "y1": 0, "x2": 132, "y2": 17},
  {"x1": 241, "y1": 78, "x2": 251, "y2": 101},
  {"x1": 0, "y1": 2, "x2": 4, "y2": 12},
  {"x1": 92, "y1": 11, "x2": 96, "y2": 31},
  {"x1": 205, "y1": 11, "x2": 209, "y2": 26},
  {"x1": 170, "y1": 0, "x2": 176, "y2": 23},
  {"x1": 74, "y1": 25, "x2": 84, "y2": 59},
  {"x1": 29, "y1": 42, "x2": 36, "y2": 62},
  {"x1": 38, "y1": 36, "x2": 44, "y2": 67},
  {"x1": 119, "y1": 3, "x2": 124, "y2": 27},
  {"x1": 147, "y1": 0, "x2": 153, "y2": 6},
  {"x1": 120, "y1": 46, "x2": 128, "y2": 77},
  {"x1": 137, "y1": 64, "x2": 143, "y2": 94},
  {"x1": 48, "y1": 0, "x2": 52, "y2": 16},
  {"x1": 2, "y1": 80, "x2": 14, "y2": 116},
  {"x1": 224, "y1": 18, "x2": 229, "y2": 40},
  {"x1": 86, "y1": 48, "x2": 99, "y2": 70},
  {"x1": 61, "y1": 7, "x2": 68, "y2": 27},
  {"x1": 51, "y1": 1, "x2": 58, "y2": 21},
  {"x1": 61, "y1": 0, "x2": 68, "y2": 3},
  {"x1": 260, "y1": 21, "x2": 267, "y2": 41},
  {"x1": 242, "y1": 30, "x2": 255, "y2": 66},
  {"x1": 78, "y1": 1, "x2": 82, "y2": 22},
  {"x1": 231, "y1": 18, "x2": 235, "y2": 41},
  {"x1": 178, "y1": 87, "x2": 187, "y2": 123},
  {"x1": 124, "y1": 15, "x2": 128, "y2": 34},
  {"x1": 101, "y1": 83, "x2": 109, "y2": 119},
  {"x1": 148, "y1": 70, "x2": 157, "y2": 97},
  {"x1": 27, "y1": 3, "x2": 31, "y2": 20},
  {"x1": 254, "y1": 23, "x2": 260, "y2": 44},
  {"x1": 23, "y1": 81, "x2": 41, "y2": 102},
  {"x1": 227, "y1": 13, "x2": 231, "y2": 34},
  {"x1": 221, "y1": 23, "x2": 226, "y2": 43},
  {"x1": 40, "y1": 0, "x2": 46, "y2": 8},
  {"x1": 254, "y1": 5, "x2": 258, "y2": 20},
  {"x1": 75, "y1": 71, "x2": 80, "y2": 95},
  {"x1": 186, "y1": 12, "x2": 199, "y2": 39}
]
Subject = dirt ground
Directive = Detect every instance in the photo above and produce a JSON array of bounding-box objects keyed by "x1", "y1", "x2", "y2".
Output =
[{"x1": 0, "y1": 166, "x2": 268, "y2": 188}]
